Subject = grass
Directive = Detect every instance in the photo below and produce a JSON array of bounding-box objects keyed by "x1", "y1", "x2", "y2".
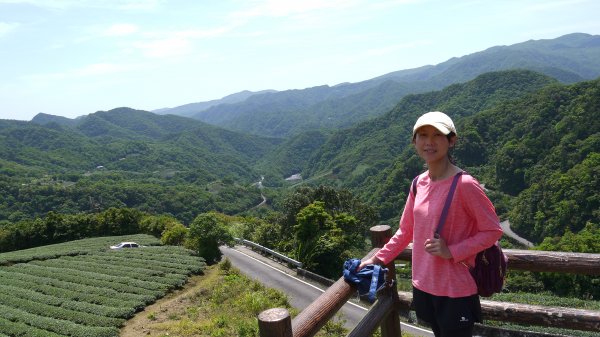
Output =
[{"x1": 143, "y1": 259, "x2": 349, "y2": 337}]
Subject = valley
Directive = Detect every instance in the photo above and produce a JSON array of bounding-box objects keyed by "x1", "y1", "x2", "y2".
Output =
[{"x1": 0, "y1": 32, "x2": 598, "y2": 337}]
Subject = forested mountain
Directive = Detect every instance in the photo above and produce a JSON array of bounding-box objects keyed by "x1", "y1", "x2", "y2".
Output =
[
  {"x1": 295, "y1": 70, "x2": 598, "y2": 244},
  {"x1": 153, "y1": 89, "x2": 276, "y2": 117},
  {"x1": 16, "y1": 108, "x2": 282, "y2": 175},
  {"x1": 305, "y1": 70, "x2": 558, "y2": 173},
  {"x1": 33, "y1": 108, "x2": 214, "y2": 140},
  {"x1": 375, "y1": 32, "x2": 600, "y2": 85},
  {"x1": 2, "y1": 71, "x2": 598, "y2": 246},
  {"x1": 1, "y1": 109, "x2": 282, "y2": 223},
  {"x1": 254, "y1": 129, "x2": 331, "y2": 184},
  {"x1": 160, "y1": 33, "x2": 600, "y2": 138},
  {"x1": 30, "y1": 113, "x2": 79, "y2": 128}
]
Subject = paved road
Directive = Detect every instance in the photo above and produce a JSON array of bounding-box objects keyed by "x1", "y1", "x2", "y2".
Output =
[
  {"x1": 221, "y1": 245, "x2": 433, "y2": 336},
  {"x1": 500, "y1": 220, "x2": 534, "y2": 247}
]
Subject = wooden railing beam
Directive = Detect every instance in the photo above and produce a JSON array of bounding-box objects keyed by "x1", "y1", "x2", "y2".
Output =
[
  {"x1": 290, "y1": 248, "x2": 379, "y2": 337},
  {"x1": 395, "y1": 247, "x2": 600, "y2": 275},
  {"x1": 396, "y1": 291, "x2": 600, "y2": 332},
  {"x1": 258, "y1": 225, "x2": 600, "y2": 336}
]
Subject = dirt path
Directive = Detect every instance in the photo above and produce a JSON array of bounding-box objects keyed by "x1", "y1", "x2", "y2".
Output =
[{"x1": 119, "y1": 271, "x2": 212, "y2": 337}]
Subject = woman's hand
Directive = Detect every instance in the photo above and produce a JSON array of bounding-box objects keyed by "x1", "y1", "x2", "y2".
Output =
[
  {"x1": 424, "y1": 235, "x2": 453, "y2": 259},
  {"x1": 357, "y1": 256, "x2": 382, "y2": 271}
]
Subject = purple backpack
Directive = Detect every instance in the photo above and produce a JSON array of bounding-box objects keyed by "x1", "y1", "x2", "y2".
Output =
[
  {"x1": 412, "y1": 172, "x2": 507, "y2": 297},
  {"x1": 469, "y1": 242, "x2": 507, "y2": 297}
]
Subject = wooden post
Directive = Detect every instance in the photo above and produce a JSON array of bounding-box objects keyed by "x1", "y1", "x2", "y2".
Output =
[
  {"x1": 347, "y1": 293, "x2": 395, "y2": 337},
  {"x1": 370, "y1": 225, "x2": 402, "y2": 337},
  {"x1": 370, "y1": 225, "x2": 393, "y2": 249},
  {"x1": 258, "y1": 308, "x2": 293, "y2": 337}
]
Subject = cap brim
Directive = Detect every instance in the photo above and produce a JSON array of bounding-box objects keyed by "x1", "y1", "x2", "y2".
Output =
[{"x1": 413, "y1": 122, "x2": 451, "y2": 136}]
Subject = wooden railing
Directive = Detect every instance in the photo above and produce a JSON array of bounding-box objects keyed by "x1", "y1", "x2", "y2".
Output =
[{"x1": 257, "y1": 225, "x2": 600, "y2": 337}]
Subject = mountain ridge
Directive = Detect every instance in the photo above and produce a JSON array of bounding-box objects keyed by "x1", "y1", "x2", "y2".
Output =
[
  {"x1": 1, "y1": 69, "x2": 597, "y2": 245},
  {"x1": 158, "y1": 33, "x2": 600, "y2": 138}
]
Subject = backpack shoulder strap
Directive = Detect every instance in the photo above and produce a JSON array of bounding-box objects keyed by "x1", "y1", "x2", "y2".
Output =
[
  {"x1": 435, "y1": 171, "x2": 463, "y2": 236},
  {"x1": 411, "y1": 176, "x2": 419, "y2": 199}
]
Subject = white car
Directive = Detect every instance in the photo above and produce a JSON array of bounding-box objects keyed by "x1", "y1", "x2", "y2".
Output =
[{"x1": 110, "y1": 241, "x2": 142, "y2": 249}]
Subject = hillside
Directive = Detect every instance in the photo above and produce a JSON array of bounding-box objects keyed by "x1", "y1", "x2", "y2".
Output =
[
  {"x1": 152, "y1": 90, "x2": 277, "y2": 117},
  {"x1": 303, "y1": 70, "x2": 558, "y2": 187},
  {"x1": 0, "y1": 235, "x2": 205, "y2": 337},
  {"x1": 2, "y1": 70, "x2": 598, "y2": 244},
  {"x1": 25, "y1": 108, "x2": 282, "y2": 171},
  {"x1": 1, "y1": 109, "x2": 283, "y2": 223},
  {"x1": 297, "y1": 70, "x2": 598, "y2": 244},
  {"x1": 160, "y1": 33, "x2": 600, "y2": 138},
  {"x1": 254, "y1": 129, "x2": 331, "y2": 184}
]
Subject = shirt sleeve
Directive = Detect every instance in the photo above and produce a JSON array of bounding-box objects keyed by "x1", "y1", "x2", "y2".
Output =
[
  {"x1": 375, "y1": 190, "x2": 415, "y2": 265},
  {"x1": 447, "y1": 176, "x2": 503, "y2": 263}
]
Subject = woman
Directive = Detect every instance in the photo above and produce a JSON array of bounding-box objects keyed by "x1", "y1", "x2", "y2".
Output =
[{"x1": 359, "y1": 111, "x2": 503, "y2": 337}]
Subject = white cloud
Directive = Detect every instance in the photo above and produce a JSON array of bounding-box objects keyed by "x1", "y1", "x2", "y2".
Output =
[
  {"x1": 230, "y1": 0, "x2": 422, "y2": 20},
  {"x1": 339, "y1": 39, "x2": 433, "y2": 66},
  {"x1": 72, "y1": 63, "x2": 134, "y2": 76},
  {"x1": 365, "y1": 40, "x2": 432, "y2": 57},
  {"x1": 231, "y1": 0, "x2": 359, "y2": 20},
  {"x1": 0, "y1": 22, "x2": 19, "y2": 37},
  {"x1": 22, "y1": 62, "x2": 142, "y2": 81},
  {"x1": 134, "y1": 37, "x2": 191, "y2": 58},
  {"x1": 521, "y1": 0, "x2": 589, "y2": 13},
  {"x1": 0, "y1": 0, "x2": 160, "y2": 10},
  {"x1": 115, "y1": 0, "x2": 160, "y2": 10},
  {"x1": 132, "y1": 25, "x2": 236, "y2": 58},
  {"x1": 104, "y1": 23, "x2": 139, "y2": 36},
  {"x1": 370, "y1": 0, "x2": 424, "y2": 9}
]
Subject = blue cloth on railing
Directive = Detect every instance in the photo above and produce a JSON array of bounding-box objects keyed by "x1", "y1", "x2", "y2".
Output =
[{"x1": 343, "y1": 258, "x2": 388, "y2": 303}]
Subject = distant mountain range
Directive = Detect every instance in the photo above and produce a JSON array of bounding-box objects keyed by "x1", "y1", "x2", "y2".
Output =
[
  {"x1": 21, "y1": 108, "x2": 281, "y2": 181},
  {"x1": 9, "y1": 32, "x2": 600, "y2": 244},
  {"x1": 153, "y1": 90, "x2": 277, "y2": 117},
  {"x1": 5, "y1": 68, "x2": 599, "y2": 243},
  {"x1": 156, "y1": 33, "x2": 600, "y2": 138}
]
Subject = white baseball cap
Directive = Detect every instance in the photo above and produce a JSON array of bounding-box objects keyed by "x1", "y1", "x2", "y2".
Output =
[{"x1": 412, "y1": 111, "x2": 457, "y2": 138}]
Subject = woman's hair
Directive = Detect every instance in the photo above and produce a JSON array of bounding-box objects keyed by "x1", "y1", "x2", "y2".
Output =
[{"x1": 447, "y1": 132, "x2": 456, "y2": 163}]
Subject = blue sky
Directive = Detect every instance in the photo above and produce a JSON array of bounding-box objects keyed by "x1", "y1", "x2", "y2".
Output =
[{"x1": 1, "y1": 0, "x2": 599, "y2": 121}]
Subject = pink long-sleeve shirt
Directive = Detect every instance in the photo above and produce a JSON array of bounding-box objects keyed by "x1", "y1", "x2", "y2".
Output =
[{"x1": 375, "y1": 172, "x2": 503, "y2": 298}]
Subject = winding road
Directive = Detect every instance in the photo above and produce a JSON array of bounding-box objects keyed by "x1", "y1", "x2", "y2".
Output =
[
  {"x1": 251, "y1": 176, "x2": 267, "y2": 208},
  {"x1": 500, "y1": 220, "x2": 534, "y2": 248}
]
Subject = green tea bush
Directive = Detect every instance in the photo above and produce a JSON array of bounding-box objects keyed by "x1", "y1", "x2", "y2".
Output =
[{"x1": 0, "y1": 236, "x2": 206, "y2": 336}]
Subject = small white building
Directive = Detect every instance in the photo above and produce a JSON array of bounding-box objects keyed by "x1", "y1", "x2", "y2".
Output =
[{"x1": 285, "y1": 174, "x2": 302, "y2": 181}]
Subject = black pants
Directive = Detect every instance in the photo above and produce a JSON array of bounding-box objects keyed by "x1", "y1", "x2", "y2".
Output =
[{"x1": 413, "y1": 287, "x2": 481, "y2": 337}]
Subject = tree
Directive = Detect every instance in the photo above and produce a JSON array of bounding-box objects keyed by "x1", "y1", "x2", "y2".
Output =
[
  {"x1": 293, "y1": 201, "x2": 332, "y2": 266},
  {"x1": 186, "y1": 212, "x2": 234, "y2": 264},
  {"x1": 249, "y1": 218, "x2": 282, "y2": 249},
  {"x1": 278, "y1": 185, "x2": 376, "y2": 242},
  {"x1": 291, "y1": 201, "x2": 360, "y2": 278},
  {"x1": 161, "y1": 223, "x2": 188, "y2": 246},
  {"x1": 140, "y1": 214, "x2": 180, "y2": 237},
  {"x1": 535, "y1": 222, "x2": 600, "y2": 298},
  {"x1": 96, "y1": 207, "x2": 144, "y2": 235}
]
